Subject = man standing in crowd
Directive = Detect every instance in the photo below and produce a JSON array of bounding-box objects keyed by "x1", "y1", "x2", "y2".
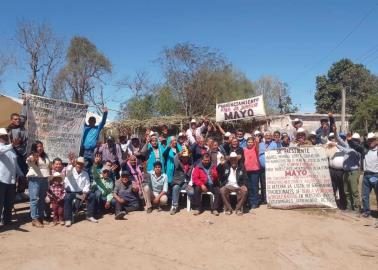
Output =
[
  {"x1": 0, "y1": 128, "x2": 23, "y2": 226},
  {"x1": 259, "y1": 131, "x2": 278, "y2": 204},
  {"x1": 236, "y1": 129, "x2": 247, "y2": 149},
  {"x1": 360, "y1": 133, "x2": 378, "y2": 218},
  {"x1": 191, "y1": 136, "x2": 208, "y2": 165},
  {"x1": 64, "y1": 156, "x2": 90, "y2": 227},
  {"x1": 6, "y1": 113, "x2": 28, "y2": 200},
  {"x1": 218, "y1": 152, "x2": 248, "y2": 215},
  {"x1": 186, "y1": 118, "x2": 209, "y2": 145},
  {"x1": 220, "y1": 132, "x2": 232, "y2": 156},
  {"x1": 273, "y1": 131, "x2": 282, "y2": 148},
  {"x1": 143, "y1": 161, "x2": 168, "y2": 213},
  {"x1": 191, "y1": 153, "x2": 221, "y2": 216},
  {"x1": 95, "y1": 136, "x2": 122, "y2": 179},
  {"x1": 81, "y1": 108, "x2": 108, "y2": 177}
]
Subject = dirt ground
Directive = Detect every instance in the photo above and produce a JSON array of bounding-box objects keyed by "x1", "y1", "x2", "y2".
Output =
[{"x1": 1, "y1": 201, "x2": 377, "y2": 270}]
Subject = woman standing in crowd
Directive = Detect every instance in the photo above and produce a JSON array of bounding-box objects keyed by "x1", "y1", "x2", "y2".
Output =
[
  {"x1": 244, "y1": 136, "x2": 260, "y2": 209},
  {"x1": 26, "y1": 141, "x2": 51, "y2": 228},
  {"x1": 164, "y1": 136, "x2": 182, "y2": 185},
  {"x1": 141, "y1": 133, "x2": 166, "y2": 173}
]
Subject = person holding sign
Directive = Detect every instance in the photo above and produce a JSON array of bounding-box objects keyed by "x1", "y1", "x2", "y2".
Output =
[
  {"x1": 81, "y1": 107, "x2": 108, "y2": 178},
  {"x1": 218, "y1": 152, "x2": 248, "y2": 215}
]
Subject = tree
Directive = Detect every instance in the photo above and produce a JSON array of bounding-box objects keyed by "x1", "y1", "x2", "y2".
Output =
[
  {"x1": 0, "y1": 52, "x2": 12, "y2": 86},
  {"x1": 254, "y1": 75, "x2": 298, "y2": 114},
  {"x1": 314, "y1": 59, "x2": 378, "y2": 114},
  {"x1": 350, "y1": 95, "x2": 378, "y2": 134},
  {"x1": 15, "y1": 20, "x2": 63, "y2": 96},
  {"x1": 120, "y1": 95, "x2": 155, "y2": 120},
  {"x1": 54, "y1": 36, "x2": 112, "y2": 104}
]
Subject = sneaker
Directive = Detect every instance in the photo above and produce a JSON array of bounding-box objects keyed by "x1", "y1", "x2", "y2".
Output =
[
  {"x1": 146, "y1": 207, "x2": 153, "y2": 214},
  {"x1": 65, "y1": 220, "x2": 72, "y2": 227},
  {"x1": 361, "y1": 212, "x2": 370, "y2": 218},
  {"x1": 32, "y1": 219, "x2": 44, "y2": 228},
  {"x1": 170, "y1": 206, "x2": 178, "y2": 215},
  {"x1": 157, "y1": 206, "x2": 163, "y2": 212},
  {"x1": 115, "y1": 211, "x2": 126, "y2": 220},
  {"x1": 212, "y1": 210, "x2": 220, "y2": 216},
  {"x1": 86, "y1": 217, "x2": 99, "y2": 223}
]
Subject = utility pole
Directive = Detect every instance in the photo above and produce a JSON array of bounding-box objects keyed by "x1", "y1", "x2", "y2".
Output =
[{"x1": 341, "y1": 86, "x2": 346, "y2": 132}]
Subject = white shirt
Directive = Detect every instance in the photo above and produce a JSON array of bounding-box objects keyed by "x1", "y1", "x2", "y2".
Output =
[
  {"x1": 26, "y1": 156, "x2": 51, "y2": 177},
  {"x1": 186, "y1": 124, "x2": 207, "y2": 145},
  {"x1": 329, "y1": 149, "x2": 344, "y2": 170},
  {"x1": 64, "y1": 165, "x2": 90, "y2": 193},
  {"x1": 227, "y1": 167, "x2": 239, "y2": 188},
  {"x1": 0, "y1": 143, "x2": 23, "y2": 185},
  {"x1": 364, "y1": 147, "x2": 378, "y2": 173}
]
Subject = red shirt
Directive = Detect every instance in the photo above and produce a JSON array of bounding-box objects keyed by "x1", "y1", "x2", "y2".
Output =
[{"x1": 243, "y1": 145, "x2": 260, "y2": 172}]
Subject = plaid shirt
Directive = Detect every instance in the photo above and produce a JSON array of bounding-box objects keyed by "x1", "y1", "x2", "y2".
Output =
[{"x1": 47, "y1": 183, "x2": 65, "y2": 203}]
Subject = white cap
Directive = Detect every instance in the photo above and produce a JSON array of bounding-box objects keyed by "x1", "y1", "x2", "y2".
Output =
[
  {"x1": 52, "y1": 172, "x2": 63, "y2": 179},
  {"x1": 292, "y1": 118, "x2": 303, "y2": 123},
  {"x1": 229, "y1": 152, "x2": 238, "y2": 158},
  {"x1": 297, "y1": 127, "x2": 306, "y2": 134},
  {"x1": 328, "y1": 132, "x2": 335, "y2": 137},
  {"x1": 264, "y1": 131, "x2": 271, "y2": 136},
  {"x1": 149, "y1": 131, "x2": 155, "y2": 136},
  {"x1": 190, "y1": 119, "x2": 196, "y2": 123},
  {"x1": 224, "y1": 132, "x2": 231, "y2": 137},
  {"x1": 351, "y1": 133, "x2": 360, "y2": 140},
  {"x1": 367, "y1": 132, "x2": 376, "y2": 140},
  {"x1": 310, "y1": 131, "x2": 316, "y2": 136},
  {"x1": 0, "y1": 128, "x2": 7, "y2": 136},
  {"x1": 178, "y1": 132, "x2": 184, "y2": 137},
  {"x1": 254, "y1": 130, "x2": 261, "y2": 135},
  {"x1": 76, "y1": 157, "x2": 85, "y2": 164}
]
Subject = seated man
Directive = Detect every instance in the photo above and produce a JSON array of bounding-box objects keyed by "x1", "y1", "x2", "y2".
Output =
[
  {"x1": 113, "y1": 170, "x2": 141, "y2": 220},
  {"x1": 63, "y1": 156, "x2": 90, "y2": 227},
  {"x1": 170, "y1": 149, "x2": 193, "y2": 215},
  {"x1": 143, "y1": 161, "x2": 168, "y2": 213},
  {"x1": 191, "y1": 153, "x2": 221, "y2": 216},
  {"x1": 87, "y1": 166, "x2": 115, "y2": 223},
  {"x1": 218, "y1": 152, "x2": 248, "y2": 215}
]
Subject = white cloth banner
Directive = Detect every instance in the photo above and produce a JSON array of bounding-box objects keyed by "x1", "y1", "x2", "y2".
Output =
[
  {"x1": 215, "y1": 95, "x2": 266, "y2": 122},
  {"x1": 25, "y1": 94, "x2": 88, "y2": 162},
  {"x1": 265, "y1": 147, "x2": 337, "y2": 209}
]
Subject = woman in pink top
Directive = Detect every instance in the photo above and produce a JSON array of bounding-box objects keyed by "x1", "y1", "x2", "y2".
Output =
[{"x1": 243, "y1": 137, "x2": 260, "y2": 209}]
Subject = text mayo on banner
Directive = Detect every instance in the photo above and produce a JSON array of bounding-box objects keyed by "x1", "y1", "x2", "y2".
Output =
[
  {"x1": 25, "y1": 94, "x2": 88, "y2": 162},
  {"x1": 265, "y1": 147, "x2": 337, "y2": 209},
  {"x1": 216, "y1": 95, "x2": 266, "y2": 122}
]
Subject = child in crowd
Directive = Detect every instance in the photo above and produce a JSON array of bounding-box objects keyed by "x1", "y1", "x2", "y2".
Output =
[{"x1": 46, "y1": 172, "x2": 65, "y2": 225}]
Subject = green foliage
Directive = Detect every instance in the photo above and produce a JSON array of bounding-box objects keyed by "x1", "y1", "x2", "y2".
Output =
[
  {"x1": 120, "y1": 95, "x2": 155, "y2": 120},
  {"x1": 315, "y1": 58, "x2": 378, "y2": 114},
  {"x1": 350, "y1": 95, "x2": 378, "y2": 134}
]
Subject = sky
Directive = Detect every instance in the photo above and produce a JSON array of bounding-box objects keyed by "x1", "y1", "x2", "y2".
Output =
[{"x1": 1, "y1": 0, "x2": 378, "y2": 119}]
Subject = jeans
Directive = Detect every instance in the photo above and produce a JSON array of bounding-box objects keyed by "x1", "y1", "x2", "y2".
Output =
[
  {"x1": 259, "y1": 169, "x2": 267, "y2": 203},
  {"x1": 83, "y1": 149, "x2": 94, "y2": 180},
  {"x1": 247, "y1": 171, "x2": 260, "y2": 207},
  {"x1": 28, "y1": 177, "x2": 48, "y2": 220},
  {"x1": 361, "y1": 173, "x2": 378, "y2": 214},
  {"x1": 171, "y1": 182, "x2": 189, "y2": 207},
  {"x1": 87, "y1": 190, "x2": 116, "y2": 218},
  {"x1": 64, "y1": 192, "x2": 81, "y2": 222},
  {"x1": 0, "y1": 182, "x2": 16, "y2": 224}
]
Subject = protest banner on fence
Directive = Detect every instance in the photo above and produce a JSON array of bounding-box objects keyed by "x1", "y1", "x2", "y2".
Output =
[
  {"x1": 25, "y1": 94, "x2": 88, "y2": 162},
  {"x1": 215, "y1": 95, "x2": 266, "y2": 122},
  {"x1": 265, "y1": 146, "x2": 337, "y2": 209}
]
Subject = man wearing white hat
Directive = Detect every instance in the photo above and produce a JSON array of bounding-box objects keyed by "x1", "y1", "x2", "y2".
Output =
[
  {"x1": 0, "y1": 128, "x2": 23, "y2": 225},
  {"x1": 361, "y1": 132, "x2": 378, "y2": 218},
  {"x1": 63, "y1": 156, "x2": 90, "y2": 227},
  {"x1": 186, "y1": 118, "x2": 209, "y2": 145}
]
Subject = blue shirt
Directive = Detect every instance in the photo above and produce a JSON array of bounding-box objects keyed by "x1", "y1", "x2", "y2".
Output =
[
  {"x1": 259, "y1": 141, "x2": 279, "y2": 168},
  {"x1": 82, "y1": 112, "x2": 108, "y2": 150},
  {"x1": 0, "y1": 143, "x2": 23, "y2": 185}
]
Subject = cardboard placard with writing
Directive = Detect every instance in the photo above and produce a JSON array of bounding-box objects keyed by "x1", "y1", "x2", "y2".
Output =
[
  {"x1": 265, "y1": 147, "x2": 337, "y2": 209},
  {"x1": 25, "y1": 94, "x2": 88, "y2": 163}
]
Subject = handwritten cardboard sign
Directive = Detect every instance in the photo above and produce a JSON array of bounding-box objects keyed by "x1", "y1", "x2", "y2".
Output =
[
  {"x1": 25, "y1": 94, "x2": 88, "y2": 162},
  {"x1": 265, "y1": 147, "x2": 337, "y2": 209}
]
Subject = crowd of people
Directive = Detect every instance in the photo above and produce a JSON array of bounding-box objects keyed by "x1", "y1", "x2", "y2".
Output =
[{"x1": 0, "y1": 110, "x2": 377, "y2": 228}]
